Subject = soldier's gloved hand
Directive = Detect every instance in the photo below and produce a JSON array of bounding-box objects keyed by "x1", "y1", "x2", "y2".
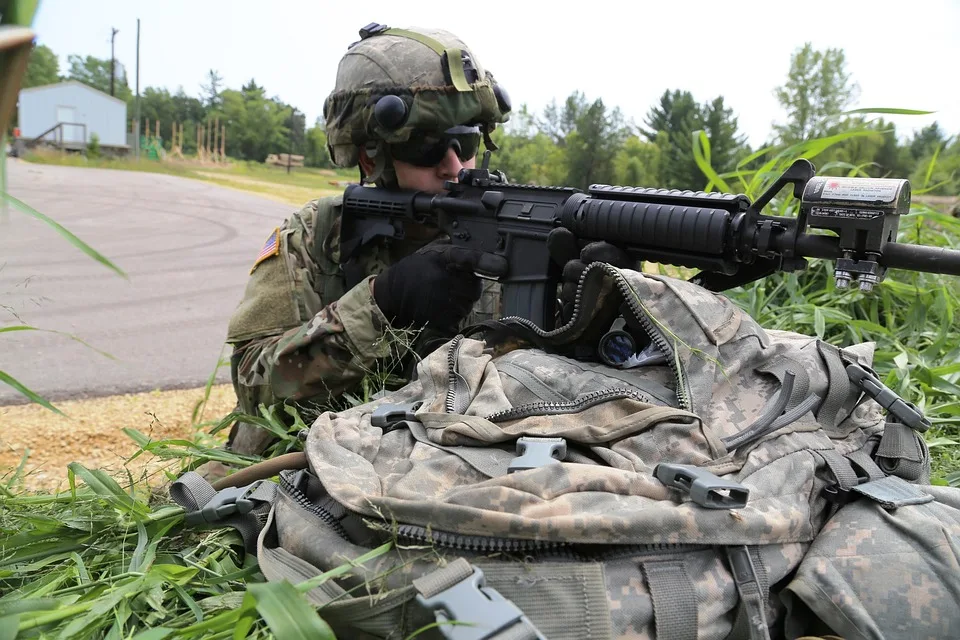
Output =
[
  {"x1": 373, "y1": 240, "x2": 508, "y2": 333},
  {"x1": 547, "y1": 228, "x2": 635, "y2": 323}
]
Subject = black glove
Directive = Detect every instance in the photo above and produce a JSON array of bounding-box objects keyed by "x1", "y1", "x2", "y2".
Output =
[
  {"x1": 373, "y1": 240, "x2": 507, "y2": 333},
  {"x1": 546, "y1": 227, "x2": 635, "y2": 323}
]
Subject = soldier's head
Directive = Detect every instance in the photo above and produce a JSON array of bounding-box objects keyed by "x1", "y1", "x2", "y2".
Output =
[{"x1": 323, "y1": 23, "x2": 512, "y2": 194}]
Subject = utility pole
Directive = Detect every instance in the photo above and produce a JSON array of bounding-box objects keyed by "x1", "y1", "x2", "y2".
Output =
[
  {"x1": 134, "y1": 18, "x2": 140, "y2": 160},
  {"x1": 110, "y1": 27, "x2": 119, "y2": 97}
]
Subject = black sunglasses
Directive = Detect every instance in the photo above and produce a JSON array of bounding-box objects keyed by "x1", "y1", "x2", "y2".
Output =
[{"x1": 389, "y1": 125, "x2": 481, "y2": 167}]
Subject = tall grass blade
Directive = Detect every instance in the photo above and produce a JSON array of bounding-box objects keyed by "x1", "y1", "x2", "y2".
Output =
[
  {"x1": 0, "y1": 370, "x2": 63, "y2": 415},
  {"x1": 247, "y1": 581, "x2": 336, "y2": 640},
  {"x1": 3, "y1": 192, "x2": 126, "y2": 279}
]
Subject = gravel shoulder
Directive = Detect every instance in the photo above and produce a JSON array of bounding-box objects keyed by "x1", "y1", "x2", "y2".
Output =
[{"x1": 0, "y1": 384, "x2": 237, "y2": 492}]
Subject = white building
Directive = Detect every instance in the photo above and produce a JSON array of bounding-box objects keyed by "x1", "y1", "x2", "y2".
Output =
[{"x1": 19, "y1": 80, "x2": 128, "y2": 150}]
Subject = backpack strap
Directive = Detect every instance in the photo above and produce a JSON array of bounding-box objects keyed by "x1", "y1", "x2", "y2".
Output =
[
  {"x1": 641, "y1": 559, "x2": 700, "y2": 640},
  {"x1": 169, "y1": 471, "x2": 278, "y2": 554},
  {"x1": 725, "y1": 546, "x2": 772, "y2": 640},
  {"x1": 414, "y1": 558, "x2": 548, "y2": 640}
]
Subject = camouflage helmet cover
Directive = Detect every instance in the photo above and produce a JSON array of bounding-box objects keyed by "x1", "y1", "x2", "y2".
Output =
[{"x1": 323, "y1": 23, "x2": 512, "y2": 167}]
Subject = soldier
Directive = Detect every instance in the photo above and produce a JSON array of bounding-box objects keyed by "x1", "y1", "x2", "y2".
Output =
[{"x1": 214, "y1": 24, "x2": 516, "y2": 461}]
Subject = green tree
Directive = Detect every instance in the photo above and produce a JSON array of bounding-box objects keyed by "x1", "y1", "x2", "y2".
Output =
[
  {"x1": 304, "y1": 120, "x2": 332, "y2": 168},
  {"x1": 614, "y1": 135, "x2": 662, "y2": 186},
  {"x1": 909, "y1": 122, "x2": 946, "y2": 162},
  {"x1": 132, "y1": 87, "x2": 177, "y2": 147},
  {"x1": 700, "y1": 96, "x2": 749, "y2": 177},
  {"x1": 538, "y1": 92, "x2": 587, "y2": 146},
  {"x1": 23, "y1": 43, "x2": 59, "y2": 88},
  {"x1": 488, "y1": 103, "x2": 567, "y2": 185},
  {"x1": 169, "y1": 88, "x2": 206, "y2": 154},
  {"x1": 66, "y1": 54, "x2": 132, "y2": 100},
  {"x1": 772, "y1": 42, "x2": 858, "y2": 144},
  {"x1": 493, "y1": 129, "x2": 567, "y2": 186},
  {"x1": 564, "y1": 95, "x2": 628, "y2": 189},
  {"x1": 217, "y1": 80, "x2": 290, "y2": 162},
  {"x1": 642, "y1": 90, "x2": 746, "y2": 190},
  {"x1": 284, "y1": 105, "x2": 306, "y2": 156},
  {"x1": 823, "y1": 117, "x2": 914, "y2": 179},
  {"x1": 200, "y1": 69, "x2": 224, "y2": 110}
]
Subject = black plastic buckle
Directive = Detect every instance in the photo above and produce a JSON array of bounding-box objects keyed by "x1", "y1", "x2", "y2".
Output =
[
  {"x1": 416, "y1": 565, "x2": 546, "y2": 640},
  {"x1": 184, "y1": 482, "x2": 262, "y2": 526},
  {"x1": 371, "y1": 401, "x2": 423, "y2": 429},
  {"x1": 507, "y1": 437, "x2": 567, "y2": 474},
  {"x1": 654, "y1": 463, "x2": 750, "y2": 509},
  {"x1": 359, "y1": 22, "x2": 390, "y2": 39},
  {"x1": 845, "y1": 363, "x2": 930, "y2": 432},
  {"x1": 822, "y1": 482, "x2": 855, "y2": 506}
]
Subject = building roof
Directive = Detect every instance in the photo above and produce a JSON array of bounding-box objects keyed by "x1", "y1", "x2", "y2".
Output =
[{"x1": 19, "y1": 79, "x2": 128, "y2": 106}]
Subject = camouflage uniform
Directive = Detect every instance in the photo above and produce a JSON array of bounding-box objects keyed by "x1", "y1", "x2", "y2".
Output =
[
  {"x1": 224, "y1": 194, "x2": 502, "y2": 454},
  {"x1": 220, "y1": 24, "x2": 511, "y2": 456}
]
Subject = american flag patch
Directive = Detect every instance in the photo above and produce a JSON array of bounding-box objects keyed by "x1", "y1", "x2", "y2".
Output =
[{"x1": 250, "y1": 227, "x2": 280, "y2": 273}]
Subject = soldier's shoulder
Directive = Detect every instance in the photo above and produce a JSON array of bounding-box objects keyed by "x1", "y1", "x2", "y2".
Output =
[{"x1": 288, "y1": 193, "x2": 344, "y2": 230}]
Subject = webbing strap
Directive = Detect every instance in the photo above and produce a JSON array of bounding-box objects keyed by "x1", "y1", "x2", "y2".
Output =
[
  {"x1": 818, "y1": 445, "x2": 933, "y2": 509},
  {"x1": 169, "y1": 471, "x2": 277, "y2": 554},
  {"x1": 725, "y1": 546, "x2": 771, "y2": 640},
  {"x1": 816, "y1": 449, "x2": 860, "y2": 491},
  {"x1": 845, "y1": 448, "x2": 885, "y2": 481},
  {"x1": 722, "y1": 370, "x2": 796, "y2": 450},
  {"x1": 413, "y1": 557, "x2": 475, "y2": 598},
  {"x1": 852, "y1": 475, "x2": 935, "y2": 509},
  {"x1": 815, "y1": 341, "x2": 853, "y2": 429},
  {"x1": 642, "y1": 559, "x2": 698, "y2": 640},
  {"x1": 757, "y1": 356, "x2": 810, "y2": 406},
  {"x1": 721, "y1": 361, "x2": 821, "y2": 452},
  {"x1": 414, "y1": 558, "x2": 546, "y2": 640},
  {"x1": 383, "y1": 28, "x2": 473, "y2": 92}
]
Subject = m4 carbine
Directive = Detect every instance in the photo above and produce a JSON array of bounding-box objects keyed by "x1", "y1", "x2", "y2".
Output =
[{"x1": 339, "y1": 155, "x2": 960, "y2": 331}]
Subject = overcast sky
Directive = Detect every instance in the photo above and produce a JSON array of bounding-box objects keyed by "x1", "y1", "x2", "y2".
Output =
[{"x1": 31, "y1": 0, "x2": 960, "y2": 150}]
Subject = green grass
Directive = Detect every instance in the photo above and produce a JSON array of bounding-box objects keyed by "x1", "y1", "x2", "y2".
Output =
[{"x1": 0, "y1": 459, "x2": 338, "y2": 639}]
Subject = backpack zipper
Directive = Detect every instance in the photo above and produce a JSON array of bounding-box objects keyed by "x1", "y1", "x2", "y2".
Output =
[
  {"x1": 278, "y1": 472, "x2": 350, "y2": 540},
  {"x1": 395, "y1": 522, "x2": 707, "y2": 561},
  {"x1": 496, "y1": 265, "x2": 691, "y2": 412},
  {"x1": 484, "y1": 387, "x2": 649, "y2": 423},
  {"x1": 445, "y1": 334, "x2": 471, "y2": 414},
  {"x1": 278, "y1": 474, "x2": 709, "y2": 561}
]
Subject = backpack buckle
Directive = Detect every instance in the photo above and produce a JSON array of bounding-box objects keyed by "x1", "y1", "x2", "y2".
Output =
[
  {"x1": 845, "y1": 363, "x2": 930, "y2": 432},
  {"x1": 371, "y1": 401, "x2": 423, "y2": 429},
  {"x1": 415, "y1": 561, "x2": 547, "y2": 640},
  {"x1": 654, "y1": 463, "x2": 750, "y2": 509},
  {"x1": 184, "y1": 481, "x2": 262, "y2": 526},
  {"x1": 507, "y1": 437, "x2": 567, "y2": 474}
]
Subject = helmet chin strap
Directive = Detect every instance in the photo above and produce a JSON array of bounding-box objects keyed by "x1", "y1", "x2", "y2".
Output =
[{"x1": 360, "y1": 141, "x2": 399, "y2": 189}]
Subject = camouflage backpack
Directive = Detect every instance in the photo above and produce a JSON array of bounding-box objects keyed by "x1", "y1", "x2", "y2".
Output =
[{"x1": 172, "y1": 263, "x2": 960, "y2": 640}]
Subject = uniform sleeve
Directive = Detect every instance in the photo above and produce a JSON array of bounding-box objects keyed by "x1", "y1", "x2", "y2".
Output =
[{"x1": 231, "y1": 275, "x2": 396, "y2": 415}]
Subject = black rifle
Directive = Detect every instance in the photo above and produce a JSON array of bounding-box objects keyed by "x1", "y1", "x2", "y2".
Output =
[{"x1": 339, "y1": 154, "x2": 960, "y2": 331}]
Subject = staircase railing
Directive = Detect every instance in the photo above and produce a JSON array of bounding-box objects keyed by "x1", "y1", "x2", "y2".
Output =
[{"x1": 24, "y1": 122, "x2": 87, "y2": 149}]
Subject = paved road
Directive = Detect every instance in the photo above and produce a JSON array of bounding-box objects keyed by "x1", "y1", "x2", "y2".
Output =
[{"x1": 0, "y1": 161, "x2": 296, "y2": 405}]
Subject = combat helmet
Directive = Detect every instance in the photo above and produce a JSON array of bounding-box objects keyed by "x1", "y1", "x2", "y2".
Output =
[{"x1": 323, "y1": 23, "x2": 512, "y2": 184}]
